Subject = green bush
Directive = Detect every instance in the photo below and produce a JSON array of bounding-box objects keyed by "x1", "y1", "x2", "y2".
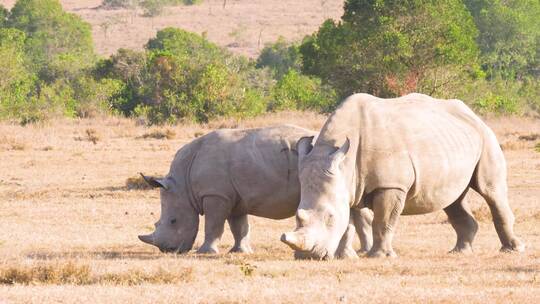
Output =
[
  {"x1": 270, "y1": 70, "x2": 335, "y2": 112},
  {"x1": 101, "y1": 0, "x2": 139, "y2": 9},
  {"x1": 179, "y1": 0, "x2": 201, "y2": 4},
  {"x1": 100, "y1": 28, "x2": 268, "y2": 124},
  {"x1": 94, "y1": 49, "x2": 147, "y2": 115},
  {"x1": 256, "y1": 37, "x2": 302, "y2": 80},
  {"x1": 456, "y1": 77, "x2": 540, "y2": 115},
  {"x1": 101, "y1": 0, "x2": 201, "y2": 13},
  {"x1": 140, "y1": 0, "x2": 165, "y2": 17}
]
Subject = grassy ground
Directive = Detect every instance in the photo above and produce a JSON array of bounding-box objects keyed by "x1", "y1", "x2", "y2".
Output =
[{"x1": 0, "y1": 112, "x2": 539, "y2": 303}]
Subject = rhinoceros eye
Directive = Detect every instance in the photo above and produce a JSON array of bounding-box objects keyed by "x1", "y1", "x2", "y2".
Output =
[{"x1": 170, "y1": 218, "x2": 177, "y2": 224}]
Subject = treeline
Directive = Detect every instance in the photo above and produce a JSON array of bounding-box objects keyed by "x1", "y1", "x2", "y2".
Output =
[{"x1": 0, "y1": 0, "x2": 538, "y2": 125}]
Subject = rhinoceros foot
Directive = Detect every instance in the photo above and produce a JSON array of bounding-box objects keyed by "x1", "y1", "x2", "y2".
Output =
[
  {"x1": 500, "y1": 238, "x2": 525, "y2": 253},
  {"x1": 229, "y1": 245, "x2": 253, "y2": 254},
  {"x1": 335, "y1": 247, "x2": 359, "y2": 260},
  {"x1": 196, "y1": 245, "x2": 219, "y2": 254},
  {"x1": 367, "y1": 248, "x2": 397, "y2": 258},
  {"x1": 449, "y1": 244, "x2": 473, "y2": 254}
]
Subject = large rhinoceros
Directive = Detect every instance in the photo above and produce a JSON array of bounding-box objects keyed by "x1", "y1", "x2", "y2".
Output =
[
  {"x1": 139, "y1": 124, "x2": 373, "y2": 258},
  {"x1": 281, "y1": 93, "x2": 524, "y2": 259}
]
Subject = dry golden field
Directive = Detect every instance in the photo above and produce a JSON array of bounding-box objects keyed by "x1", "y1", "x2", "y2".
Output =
[{"x1": 0, "y1": 112, "x2": 539, "y2": 303}]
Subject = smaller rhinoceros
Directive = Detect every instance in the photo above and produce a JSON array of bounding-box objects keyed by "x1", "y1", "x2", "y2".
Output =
[{"x1": 139, "y1": 125, "x2": 373, "y2": 258}]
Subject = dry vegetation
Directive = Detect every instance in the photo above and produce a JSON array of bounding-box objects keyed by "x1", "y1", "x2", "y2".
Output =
[{"x1": 0, "y1": 112, "x2": 539, "y2": 303}]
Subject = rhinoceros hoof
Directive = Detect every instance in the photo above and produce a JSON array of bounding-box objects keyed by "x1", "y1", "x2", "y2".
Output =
[
  {"x1": 357, "y1": 248, "x2": 371, "y2": 256},
  {"x1": 229, "y1": 246, "x2": 254, "y2": 254},
  {"x1": 336, "y1": 248, "x2": 359, "y2": 260},
  {"x1": 449, "y1": 245, "x2": 473, "y2": 255},
  {"x1": 367, "y1": 249, "x2": 397, "y2": 258},
  {"x1": 500, "y1": 239, "x2": 525, "y2": 253},
  {"x1": 196, "y1": 246, "x2": 219, "y2": 254}
]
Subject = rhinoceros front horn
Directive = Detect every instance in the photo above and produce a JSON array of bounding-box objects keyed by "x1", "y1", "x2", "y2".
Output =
[
  {"x1": 138, "y1": 233, "x2": 155, "y2": 245},
  {"x1": 281, "y1": 232, "x2": 305, "y2": 251}
]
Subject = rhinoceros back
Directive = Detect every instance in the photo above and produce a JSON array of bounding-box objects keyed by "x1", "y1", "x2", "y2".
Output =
[{"x1": 190, "y1": 125, "x2": 316, "y2": 219}]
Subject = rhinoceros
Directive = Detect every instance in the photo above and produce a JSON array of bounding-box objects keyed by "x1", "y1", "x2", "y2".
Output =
[
  {"x1": 281, "y1": 93, "x2": 524, "y2": 259},
  {"x1": 138, "y1": 124, "x2": 373, "y2": 258}
]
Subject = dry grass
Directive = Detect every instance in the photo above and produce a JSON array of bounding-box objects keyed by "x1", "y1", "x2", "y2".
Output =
[
  {"x1": 125, "y1": 175, "x2": 155, "y2": 190},
  {"x1": 0, "y1": 112, "x2": 538, "y2": 303},
  {"x1": 471, "y1": 205, "x2": 492, "y2": 223},
  {"x1": 0, "y1": 262, "x2": 192, "y2": 286},
  {"x1": 74, "y1": 128, "x2": 101, "y2": 144},
  {"x1": 138, "y1": 129, "x2": 176, "y2": 140},
  {"x1": 0, "y1": 262, "x2": 92, "y2": 285}
]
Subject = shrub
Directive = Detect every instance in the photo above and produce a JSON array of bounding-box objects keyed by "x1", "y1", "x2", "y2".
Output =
[
  {"x1": 455, "y1": 77, "x2": 538, "y2": 115},
  {"x1": 101, "y1": 28, "x2": 269, "y2": 124},
  {"x1": 101, "y1": 0, "x2": 201, "y2": 13},
  {"x1": 140, "y1": 0, "x2": 165, "y2": 17},
  {"x1": 101, "y1": 0, "x2": 139, "y2": 9},
  {"x1": 270, "y1": 70, "x2": 336, "y2": 112},
  {"x1": 256, "y1": 37, "x2": 302, "y2": 80}
]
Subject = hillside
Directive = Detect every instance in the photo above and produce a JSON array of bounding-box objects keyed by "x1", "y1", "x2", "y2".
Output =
[{"x1": 0, "y1": 0, "x2": 344, "y2": 57}]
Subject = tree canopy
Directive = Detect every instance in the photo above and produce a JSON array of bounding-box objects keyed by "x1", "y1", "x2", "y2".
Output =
[{"x1": 301, "y1": 0, "x2": 480, "y2": 98}]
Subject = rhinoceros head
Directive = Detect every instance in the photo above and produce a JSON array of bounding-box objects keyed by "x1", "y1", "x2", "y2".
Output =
[
  {"x1": 138, "y1": 174, "x2": 199, "y2": 253},
  {"x1": 281, "y1": 137, "x2": 351, "y2": 260}
]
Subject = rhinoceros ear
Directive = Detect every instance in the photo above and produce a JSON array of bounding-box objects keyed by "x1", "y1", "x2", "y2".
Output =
[
  {"x1": 330, "y1": 137, "x2": 350, "y2": 165},
  {"x1": 296, "y1": 136, "x2": 315, "y2": 160},
  {"x1": 139, "y1": 173, "x2": 169, "y2": 190}
]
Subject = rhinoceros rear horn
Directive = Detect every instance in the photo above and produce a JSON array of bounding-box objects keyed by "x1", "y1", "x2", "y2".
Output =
[
  {"x1": 139, "y1": 173, "x2": 169, "y2": 190},
  {"x1": 138, "y1": 233, "x2": 155, "y2": 245},
  {"x1": 296, "y1": 136, "x2": 315, "y2": 160}
]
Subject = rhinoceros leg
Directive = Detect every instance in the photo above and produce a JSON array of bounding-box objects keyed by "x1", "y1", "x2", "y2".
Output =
[
  {"x1": 444, "y1": 189, "x2": 478, "y2": 254},
  {"x1": 197, "y1": 196, "x2": 232, "y2": 254},
  {"x1": 335, "y1": 217, "x2": 359, "y2": 259},
  {"x1": 472, "y1": 185, "x2": 525, "y2": 252},
  {"x1": 352, "y1": 207, "x2": 373, "y2": 254},
  {"x1": 472, "y1": 143, "x2": 524, "y2": 253},
  {"x1": 228, "y1": 214, "x2": 253, "y2": 254},
  {"x1": 368, "y1": 189, "x2": 406, "y2": 258}
]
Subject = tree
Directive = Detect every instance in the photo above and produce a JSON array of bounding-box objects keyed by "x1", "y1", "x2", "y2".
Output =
[
  {"x1": 0, "y1": 5, "x2": 8, "y2": 28},
  {"x1": 464, "y1": 0, "x2": 540, "y2": 79},
  {"x1": 256, "y1": 37, "x2": 302, "y2": 79},
  {"x1": 8, "y1": 0, "x2": 95, "y2": 82},
  {"x1": 300, "y1": 0, "x2": 480, "y2": 98},
  {"x1": 0, "y1": 28, "x2": 35, "y2": 119}
]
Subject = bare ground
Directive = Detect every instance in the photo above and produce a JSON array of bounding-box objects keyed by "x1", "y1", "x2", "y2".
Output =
[{"x1": 0, "y1": 113, "x2": 539, "y2": 303}]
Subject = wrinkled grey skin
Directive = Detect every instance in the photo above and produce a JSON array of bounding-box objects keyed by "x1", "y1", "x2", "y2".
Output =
[
  {"x1": 139, "y1": 125, "x2": 373, "y2": 258},
  {"x1": 281, "y1": 93, "x2": 525, "y2": 259}
]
